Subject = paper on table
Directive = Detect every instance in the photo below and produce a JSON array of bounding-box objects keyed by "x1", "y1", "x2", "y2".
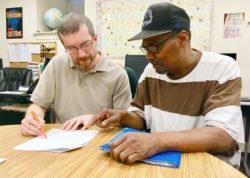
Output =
[
  {"x1": 13, "y1": 129, "x2": 99, "y2": 152},
  {"x1": 0, "y1": 158, "x2": 6, "y2": 164}
]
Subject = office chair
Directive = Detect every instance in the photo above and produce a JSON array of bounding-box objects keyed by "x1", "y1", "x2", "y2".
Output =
[
  {"x1": 125, "y1": 54, "x2": 149, "y2": 79},
  {"x1": 0, "y1": 69, "x2": 3, "y2": 81},
  {"x1": 124, "y1": 67, "x2": 138, "y2": 98},
  {"x1": 0, "y1": 58, "x2": 3, "y2": 69},
  {"x1": 0, "y1": 68, "x2": 33, "y2": 91},
  {"x1": 0, "y1": 69, "x2": 4, "y2": 91}
]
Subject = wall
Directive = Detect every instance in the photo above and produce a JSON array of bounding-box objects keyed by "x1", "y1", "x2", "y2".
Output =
[
  {"x1": 86, "y1": 0, "x2": 126, "y2": 66},
  {"x1": 90, "y1": 0, "x2": 250, "y2": 96},
  {"x1": 0, "y1": 0, "x2": 37, "y2": 67},
  {"x1": 36, "y1": 0, "x2": 68, "y2": 32},
  {"x1": 34, "y1": 0, "x2": 67, "y2": 56},
  {"x1": 0, "y1": 0, "x2": 67, "y2": 67},
  {"x1": 1, "y1": 0, "x2": 250, "y2": 96},
  {"x1": 211, "y1": 0, "x2": 250, "y2": 97},
  {"x1": 85, "y1": 0, "x2": 97, "y2": 32}
]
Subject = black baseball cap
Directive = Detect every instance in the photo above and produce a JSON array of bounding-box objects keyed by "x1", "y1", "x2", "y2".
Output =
[{"x1": 128, "y1": 2, "x2": 190, "y2": 41}]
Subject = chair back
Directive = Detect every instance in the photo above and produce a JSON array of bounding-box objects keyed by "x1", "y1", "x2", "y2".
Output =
[
  {"x1": 0, "y1": 69, "x2": 4, "y2": 91},
  {"x1": 125, "y1": 54, "x2": 149, "y2": 79},
  {"x1": 0, "y1": 69, "x2": 3, "y2": 80},
  {"x1": 0, "y1": 68, "x2": 33, "y2": 91},
  {"x1": 0, "y1": 58, "x2": 3, "y2": 69},
  {"x1": 124, "y1": 67, "x2": 138, "y2": 98}
]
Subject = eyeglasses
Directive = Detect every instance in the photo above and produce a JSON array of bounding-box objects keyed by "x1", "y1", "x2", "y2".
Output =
[
  {"x1": 64, "y1": 40, "x2": 93, "y2": 54},
  {"x1": 140, "y1": 33, "x2": 178, "y2": 54}
]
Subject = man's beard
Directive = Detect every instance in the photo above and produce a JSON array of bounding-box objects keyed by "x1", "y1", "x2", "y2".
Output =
[{"x1": 76, "y1": 57, "x2": 91, "y2": 71}]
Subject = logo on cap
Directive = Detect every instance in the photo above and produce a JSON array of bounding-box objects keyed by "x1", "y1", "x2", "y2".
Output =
[{"x1": 143, "y1": 9, "x2": 153, "y2": 28}]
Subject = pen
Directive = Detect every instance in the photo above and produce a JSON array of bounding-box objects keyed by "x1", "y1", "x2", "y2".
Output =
[{"x1": 31, "y1": 111, "x2": 47, "y2": 138}]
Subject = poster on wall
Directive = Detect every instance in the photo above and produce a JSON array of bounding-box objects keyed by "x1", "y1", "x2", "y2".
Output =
[
  {"x1": 6, "y1": 7, "x2": 23, "y2": 39},
  {"x1": 223, "y1": 12, "x2": 245, "y2": 38}
]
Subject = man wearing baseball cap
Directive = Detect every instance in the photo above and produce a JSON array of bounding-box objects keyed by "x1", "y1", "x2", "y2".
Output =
[{"x1": 93, "y1": 2, "x2": 244, "y2": 168}]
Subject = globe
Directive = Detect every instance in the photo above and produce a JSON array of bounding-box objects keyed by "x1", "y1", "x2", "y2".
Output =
[{"x1": 43, "y1": 8, "x2": 64, "y2": 30}]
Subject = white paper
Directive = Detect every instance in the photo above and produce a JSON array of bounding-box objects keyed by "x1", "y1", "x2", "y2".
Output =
[
  {"x1": 0, "y1": 158, "x2": 6, "y2": 164},
  {"x1": 18, "y1": 86, "x2": 29, "y2": 92},
  {"x1": 8, "y1": 43, "x2": 40, "y2": 62},
  {"x1": 13, "y1": 129, "x2": 99, "y2": 152},
  {"x1": 8, "y1": 44, "x2": 17, "y2": 61},
  {"x1": 27, "y1": 44, "x2": 40, "y2": 54}
]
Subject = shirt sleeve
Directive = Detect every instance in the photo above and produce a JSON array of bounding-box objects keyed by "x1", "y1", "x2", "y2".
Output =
[
  {"x1": 30, "y1": 58, "x2": 56, "y2": 109},
  {"x1": 203, "y1": 60, "x2": 244, "y2": 144}
]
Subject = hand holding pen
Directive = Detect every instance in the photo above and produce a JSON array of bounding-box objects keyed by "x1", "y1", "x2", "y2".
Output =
[{"x1": 31, "y1": 111, "x2": 47, "y2": 138}]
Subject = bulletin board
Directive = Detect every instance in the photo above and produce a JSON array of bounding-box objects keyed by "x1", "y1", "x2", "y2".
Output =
[{"x1": 96, "y1": 0, "x2": 213, "y2": 58}]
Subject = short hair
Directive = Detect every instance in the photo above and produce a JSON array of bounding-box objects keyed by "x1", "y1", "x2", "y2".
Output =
[{"x1": 57, "y1": 13, "x2": 95, "y2": 40}]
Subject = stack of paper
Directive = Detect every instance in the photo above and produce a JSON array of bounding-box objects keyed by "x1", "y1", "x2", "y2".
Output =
[
  {"x1": 100, "y1": 128, "x2": 181, "y2": 168},
  {"x1": 14, "y1": 129, "x2": 99, "y2": 152},
  {"x1": 27, "y1": 62, "x2": 39, "y2": 81}
]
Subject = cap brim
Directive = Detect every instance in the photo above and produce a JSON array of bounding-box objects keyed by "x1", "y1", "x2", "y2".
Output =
[{"x1": 128, "y1": 30, "x2": 172, "y2": 41}]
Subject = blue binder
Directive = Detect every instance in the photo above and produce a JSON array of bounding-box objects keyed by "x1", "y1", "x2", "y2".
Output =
[{"x1": 100, "y1": 127, "x2": 181, "y2": 168}]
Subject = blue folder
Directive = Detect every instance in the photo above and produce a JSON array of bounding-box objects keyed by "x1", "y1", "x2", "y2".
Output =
[{"x1": 100, "y1": 127, "x2": 181, "y2": 168}]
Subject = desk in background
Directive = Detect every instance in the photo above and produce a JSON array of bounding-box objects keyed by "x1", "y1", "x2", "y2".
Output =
[
  {"x1": 0, "y1": 124, "x2": 246, "y2": 178},
  {"x1": 0, "y1": 91, "x2": 31, "y2": 106},
  {"x1": 0, "y1": 91, "x2": 31, "y2": 125},
  {"x1": 0, "y1": 104, "x2": 51, "y2": 125},
  {"x1": 0, "y1": 104, "x2": 29, "y2": 125}
]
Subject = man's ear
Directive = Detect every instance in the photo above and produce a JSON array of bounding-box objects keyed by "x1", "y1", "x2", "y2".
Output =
[
  {"x1": 93, "y1": 34, "x2": 98, "y2": 42},
  {"x1": 178, "y1": 30, "x2": 190, "y2": 41},
  {"x1": 177, "y1": 30, "x2": 190, "y2": 46}
]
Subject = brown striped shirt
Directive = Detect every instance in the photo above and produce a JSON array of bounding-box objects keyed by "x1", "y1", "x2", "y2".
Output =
[{"x1": 129, "y1": 51, "x2": 244, "y2": 167}]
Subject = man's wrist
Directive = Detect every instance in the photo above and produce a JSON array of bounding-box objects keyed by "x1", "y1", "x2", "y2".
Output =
[{"x1": 120, "y1": 110, "x2": 129, "y2": 126}]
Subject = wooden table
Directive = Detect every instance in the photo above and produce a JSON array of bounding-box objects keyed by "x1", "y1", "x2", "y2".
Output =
[{"x1": 0, "y1": 124, "x2": 246, "y2": 178}]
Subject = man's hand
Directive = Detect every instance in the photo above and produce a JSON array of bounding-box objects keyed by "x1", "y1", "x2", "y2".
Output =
[
  {"x1": 110, "y1": 132, "x2": 160, "y2": 164},
  {"x1": 61, "y1": 114, "x2": 94, "y2": 130},
  {"x1": 21, "y1": 114, "x2": 45, "y2": 136},
  {"x1": 93, "y1": 109, "x2": 124, "y2": 128}
]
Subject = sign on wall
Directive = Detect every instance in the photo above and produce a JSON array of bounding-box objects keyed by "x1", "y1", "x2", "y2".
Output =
[
  {"x1": 6, "y1": 7, "x2": 23, "y2": 39},
  {"x1": 223, "y1": 12, "x2": 245, "y2": 38}
]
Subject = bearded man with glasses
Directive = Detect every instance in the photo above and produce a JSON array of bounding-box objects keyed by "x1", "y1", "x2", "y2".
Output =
[
  {"x1": 21, "y1": 13, "x2": 132, "y2": 135},
  {"x1": 92, "y1": 2, "x2": 244, "y2": 169}
]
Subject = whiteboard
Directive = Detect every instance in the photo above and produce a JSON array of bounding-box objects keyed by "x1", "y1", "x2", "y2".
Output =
[{"x1": 96, "y1": 0, "x2": 213, "y2": 58}]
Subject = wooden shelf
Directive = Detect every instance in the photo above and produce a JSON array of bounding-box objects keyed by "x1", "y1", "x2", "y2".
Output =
[
  {"x1": 33, "y1": 31, "x2": 58, "y2": 40},
  {"x1": 33, "y1": 31, "x2": 57, "y2": 35}
]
